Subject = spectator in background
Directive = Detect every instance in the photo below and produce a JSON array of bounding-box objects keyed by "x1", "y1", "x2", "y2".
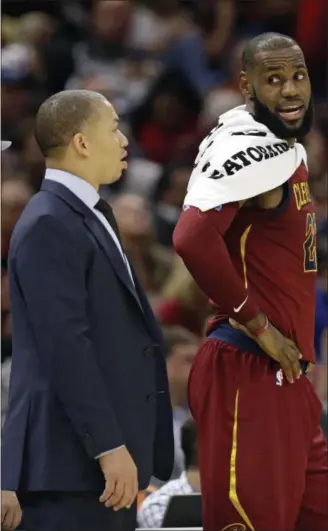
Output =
[
  {"x1": 129, "y1": 68, "x2": 202, "y2": 165},
  {"x1": 1, "y1": 43, "x2": 40, "y2": 142},
  {"x1": 66, "y1": 0, "x2": 158, "y2": 115},
  {"x1": 138, "y1": 417, "x2": 200, "y2": 529},
  {"x1": 153, "y1": 160, "x2": 192, "y2": 248},
  {"x1": 0, "y1": 139, "x2": 23, "y2": 531},
  {"x1": 1, "y1": 180, "x2": 33, "y2": 263},
  {"x1": 157, "y1": 257, "x2": 209, "y2": 336},
  {"x1": 235, "y1": 0, "x2": 298, "y2": 37},
  {"x1": 129, "y1": 0, "x2": 195, "y2": 57},
  {"x1": 18, "y1": 11, "x2": 74, "y2": 96},
  {"x1": 1, "y1": 264, "x2": 12, "y2": 364},
  {"x1": 73, "y1": 0, "x2": 132, "y2": 70},
  {"x1": 201, "y1": 38, "x2": 244, "y2": 129},
  {"x1": 1, "y1": 355, "x2": 12, "y2": 427},
  {"x1": 112, "y1": 193, "x2": 173, "y2": 299},
  {"x1": 161, "y1": 327, "x2": 199, "y2": 480},
  {"x1": 162, "y1": 0, "x2": 236, "y2": 95},
  {"x1": 17, "y1": 120, "x2": 46, "y2": 192},
  {"x1": 314, "y1": 250, "x2": 328, "y2": 414},
  {"x1": 1, "y1": 182, "x2": 14, "y2": 414},
  {"x1": 296, "y1": 0, "x2": 327, "y2": 99},
  {"x1": 315, "y1": 251, "x2": 328, "y2": 360}
]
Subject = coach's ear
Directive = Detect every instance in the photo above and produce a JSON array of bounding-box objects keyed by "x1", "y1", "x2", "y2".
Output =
[
  {"x1": 239, "y1": 71, "x2": 252, "y2": 101},
  {"x1": 72, "y1": 132, "x2": 89, "y2": 158}
]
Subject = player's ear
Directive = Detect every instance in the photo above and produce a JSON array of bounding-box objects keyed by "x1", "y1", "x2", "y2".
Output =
[{"x1": 239, "y1": 71, "x2": 253, "y2": 100}]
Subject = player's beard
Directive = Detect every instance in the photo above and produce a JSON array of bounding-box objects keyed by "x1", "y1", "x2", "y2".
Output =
[{"x1": 251, "y1": 90, "x2": 313, "y2": 140}]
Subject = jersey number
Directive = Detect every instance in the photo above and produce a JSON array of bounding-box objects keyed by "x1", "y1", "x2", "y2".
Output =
[{"x1": 303, "y1": 213, "x2": 317, "y2": 272}]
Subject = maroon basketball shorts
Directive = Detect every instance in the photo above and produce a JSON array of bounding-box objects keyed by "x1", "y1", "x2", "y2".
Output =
[{"x1": 189, "y1": 339, "x2": 328, "y2": 531}]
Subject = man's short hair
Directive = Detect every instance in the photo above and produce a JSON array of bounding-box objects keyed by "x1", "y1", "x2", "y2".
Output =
[
  {"x1": 181, "y1": 417, "x2": 198, "y2": 470},
  {"x1": 242, "y1": 32, "x2": 298, "y2": 72},
  {"x1": 34, "y1": 90, "x2": 103, "y2": 157},
  {"x1": 161, "y1": 326, "x2": 199, "y2": 360}
]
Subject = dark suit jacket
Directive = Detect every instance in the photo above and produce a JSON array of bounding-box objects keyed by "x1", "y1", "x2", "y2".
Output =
[{"x1": 2, "y1": 180, "x2": 173, "y2": 492}]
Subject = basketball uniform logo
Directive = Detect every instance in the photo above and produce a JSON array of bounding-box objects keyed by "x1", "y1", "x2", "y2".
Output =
[
  {"x1": 276, "y1": 369, "x2": 284, "y2": 386},
  {"x1": 221, "y1": 524, "x2": 246, "y2": 531}
]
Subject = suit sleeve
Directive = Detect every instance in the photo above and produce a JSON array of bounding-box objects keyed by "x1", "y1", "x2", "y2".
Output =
[
  {"x1": 173, "y1": 205, "x2": 259, "y2": 324},
  {"x1": 12, "y1": 215, "x2": 125, "y2": 458}
]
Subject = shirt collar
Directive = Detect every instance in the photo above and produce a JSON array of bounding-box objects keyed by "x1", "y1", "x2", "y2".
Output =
[{"x1": 45, "y1": 169, "x2": 99, "y2": 209}]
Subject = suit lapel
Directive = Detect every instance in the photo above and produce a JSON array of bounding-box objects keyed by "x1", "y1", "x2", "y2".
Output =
[
  {"x1": 83, "y1": 216, "x2": 143, "y2": 311},
  {"x1": 41, "y1": 180, "x2": 144, "y2": 314},
  {"x1": 130, "y1": 264, "x2": 162, "y2": 341},
  {"x1": 84, "y1": 218, "x2": 163, "y2": 337}
]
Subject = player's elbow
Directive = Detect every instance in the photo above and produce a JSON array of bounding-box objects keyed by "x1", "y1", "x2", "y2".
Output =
[
  {"x1": 173, "y1": 224, "x2": 190, "y2": 260},
  {"x1": 173, "y1": 207, "x2": 200, "y2": 263}
]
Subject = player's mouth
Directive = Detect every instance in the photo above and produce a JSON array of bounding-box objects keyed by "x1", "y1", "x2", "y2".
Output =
[{"x1": 276, "y1": 104, "x2": 305, "y2": 122}]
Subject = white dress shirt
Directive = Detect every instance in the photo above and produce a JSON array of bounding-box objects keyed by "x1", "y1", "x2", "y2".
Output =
[{"x1": 45, "y1": 168, "x2": 129, "y2": 457}]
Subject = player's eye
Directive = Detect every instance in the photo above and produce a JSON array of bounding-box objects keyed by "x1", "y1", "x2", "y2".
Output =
[
  {"x1": 268, "y1": 75, "x2": 281, "y2": 85},
  {"x1": 294, "y1": 71, "x2": 305, "y2": 81}
]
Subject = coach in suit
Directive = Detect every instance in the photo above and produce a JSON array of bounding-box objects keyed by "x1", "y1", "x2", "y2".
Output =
[{"x1": 1, "y1": 90, "x2": 174, "y2": 531}]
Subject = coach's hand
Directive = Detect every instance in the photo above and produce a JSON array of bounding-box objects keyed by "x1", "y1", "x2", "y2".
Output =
[
  {"x1": 1, "y1": 490, "x2": 22, "y2": 530},
  {"x1": 99, "y1": 446, "x2": 138, "y2": 511},
  {"x1": 229, "y1": 316, "x2": 302, "y2": 384}
]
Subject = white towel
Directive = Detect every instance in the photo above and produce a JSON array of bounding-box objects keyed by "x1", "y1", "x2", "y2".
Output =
[{"x1": 184, "y1": 105, "x2": 307, "y2": 211}]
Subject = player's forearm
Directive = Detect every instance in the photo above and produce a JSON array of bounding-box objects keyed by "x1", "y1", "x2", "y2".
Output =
[{"x1": 173, "y1": 206, "x2": 260, "y2": 324}]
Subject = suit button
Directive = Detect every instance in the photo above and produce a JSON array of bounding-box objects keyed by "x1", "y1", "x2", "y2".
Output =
[
  {"x1": 146, "y1": 394, "x2": 156, "y2": 404},
  {"x1": 143, "y1": 347, "x2": 153, "y2": 357}
]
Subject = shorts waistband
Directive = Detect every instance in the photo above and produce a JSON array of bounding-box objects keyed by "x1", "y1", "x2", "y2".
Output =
[{"x1": 207, "y1": 323, "x2": 311, "y2": 375}]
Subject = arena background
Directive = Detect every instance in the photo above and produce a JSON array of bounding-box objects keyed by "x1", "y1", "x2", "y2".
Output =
[{"x1": 1, "y1": 0, "x2": 327, "y2": 528}]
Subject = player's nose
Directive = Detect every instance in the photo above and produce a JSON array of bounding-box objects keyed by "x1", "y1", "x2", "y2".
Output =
[{"x1": 281, "y1": 79, "x2": 299, "y2": 99}]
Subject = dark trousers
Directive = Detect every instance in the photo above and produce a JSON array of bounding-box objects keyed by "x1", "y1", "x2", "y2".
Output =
[{"x1": 18, "y1": 492, "x2": 137, "y2": 531}]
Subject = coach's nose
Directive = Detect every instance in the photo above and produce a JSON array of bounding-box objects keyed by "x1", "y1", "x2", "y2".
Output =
[{"x1": 119, "y1": 129, "x2": 128, "y2": 149}]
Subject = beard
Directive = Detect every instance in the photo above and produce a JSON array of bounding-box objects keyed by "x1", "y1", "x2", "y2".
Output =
[{"x1": 251, "y1": 90, "x2": 313, "y2": 140}]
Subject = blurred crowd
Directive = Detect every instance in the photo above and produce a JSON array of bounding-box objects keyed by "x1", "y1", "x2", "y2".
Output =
[{"x1": 1, "y1": 0, "x2": 327, "y2": 524}]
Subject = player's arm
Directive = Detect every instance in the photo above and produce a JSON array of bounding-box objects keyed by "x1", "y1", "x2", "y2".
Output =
[
  {"x1": 173, "y1": 203, "x2": 265, "y2": 329},
  {"x1": 174, "y1": 204, "x2": 302, "y2": 383}
]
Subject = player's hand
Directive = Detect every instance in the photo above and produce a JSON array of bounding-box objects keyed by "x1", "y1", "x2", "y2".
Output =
[
  {"x1": 99, "y1": 446, "x2": 138, "y2": 511},
  {"x1": 229, "y1": 318, "x2": 302, "y2": 384},
  {"x1": 1, "y1": 490, "x2": 22, "y2": 530}
]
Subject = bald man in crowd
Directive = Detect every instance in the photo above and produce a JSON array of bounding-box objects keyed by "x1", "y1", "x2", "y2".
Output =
[{"x1": 1, "y1": 90, "x2": 173, "y2": 531}]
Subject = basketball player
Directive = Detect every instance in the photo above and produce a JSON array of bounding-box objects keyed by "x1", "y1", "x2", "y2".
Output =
[{"x1": 174, "y1": 33, "x2": 328, "y2": 531}]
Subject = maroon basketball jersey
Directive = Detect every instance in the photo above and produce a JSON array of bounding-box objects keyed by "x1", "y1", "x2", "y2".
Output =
[{"x1": 208, "y1": 162, "x2": 317, "y2": 362}]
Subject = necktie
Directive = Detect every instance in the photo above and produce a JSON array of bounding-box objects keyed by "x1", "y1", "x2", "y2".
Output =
[
  {"x1": 94, "y1": 198, "x2": 137, "y2": 292},
  {"x1": 94, "y1": 198, "x2": 121, "y2": 242}
]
